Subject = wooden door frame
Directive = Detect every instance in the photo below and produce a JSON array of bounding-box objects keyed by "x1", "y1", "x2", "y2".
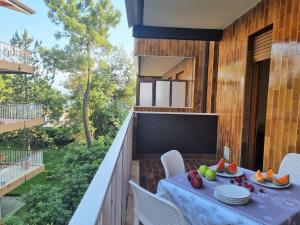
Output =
[
  {"x1": 247, "y1": 63, "x2": 260, "y2": 169},
  {"x1": 241, "y1": 25, "x2": 273, "y2": 169}
]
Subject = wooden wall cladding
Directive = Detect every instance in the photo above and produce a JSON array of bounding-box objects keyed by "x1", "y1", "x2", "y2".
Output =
[
  {"x1": 162, "y1": 58, "x2": 194, "y2": 107},
  {"x1": 216, "y1": 0, "x2": 300, "y2": 171},
  {"x1": 206, "y1": 42, "x2": 219, "y2": 113},
  {"x1": 135, "y1": 38, "x2": 207, "y2": 112}
]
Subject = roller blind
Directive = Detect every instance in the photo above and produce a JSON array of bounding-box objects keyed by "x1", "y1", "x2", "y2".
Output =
[{"x1": 253, "y1": 29, "x2": 272, "y2": 62}]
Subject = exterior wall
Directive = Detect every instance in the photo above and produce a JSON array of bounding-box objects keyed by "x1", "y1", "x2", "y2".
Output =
[
  {"x1": 162, "y1": 58, "x2": 194, "y2": 107},
  {"x1": 135, "y1": 38, "x2": 207, "y2": 112},
  {"x1": 215, "y1": 0, "x2": 300, "y2": 171}
]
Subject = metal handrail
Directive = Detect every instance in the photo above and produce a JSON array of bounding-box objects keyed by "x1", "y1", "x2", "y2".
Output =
[
  {"x1": 0, "y1": 149, "x2": 43, "y2": 165},
  {"x1": 69, "y1": 111, "x2": 133, "y2": 225},
  {"x1": 0, "y1": 41, "x2": 32, "y2": 65},
  {"x1": 0, "y1": 104, "x2": 43, "y2": 124}
]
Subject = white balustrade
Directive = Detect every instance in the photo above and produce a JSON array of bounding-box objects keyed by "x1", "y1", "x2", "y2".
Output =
[
  {"x1": 0, "y1": 41, "x2": 32, "y2": 65},
  {"x1": 0, "y1": 103, "x2": 43, "y2": 124}
]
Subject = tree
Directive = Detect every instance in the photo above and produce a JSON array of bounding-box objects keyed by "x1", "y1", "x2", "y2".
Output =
[
  {"x1": 45, "y1": 0, "x2": 121, "y2": 147},
  {"x1": 63, "y1": 47, "x2": 135, "y2": 141},
  {"x1": 90, "y1": 47, "x2": 135, "y2": 137}
]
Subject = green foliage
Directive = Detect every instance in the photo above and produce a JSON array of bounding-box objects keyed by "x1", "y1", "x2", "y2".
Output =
[
  {"x1": 46, "y1": 0, "x2": 120, "y2": 48},
  {"x1": 22, "y1": 186, "x2": 72, "y2": 225},
  {"x1": 2, "y1": 216, "x2": 25, "y2": 225},
  {"x1": 44, "y1": 126, "x2": 75, "y2": 146},
  {"x1": 0, "y1": 125, "x2": 76, "y2": 149},
  {"x1": 45, "y1": 0, "x2": 121, "y2": 146},
  {"x1": 66, "y1": 47, "x2": 136, "y2": 139},
  {"x1": 0, "y1": 127, "x2": 52, "y2": 149}
]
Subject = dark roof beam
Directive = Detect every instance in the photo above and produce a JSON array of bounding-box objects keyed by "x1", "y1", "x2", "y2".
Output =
[{"x1": 133, "y1": 25, "x2": 223, "y2": 41}]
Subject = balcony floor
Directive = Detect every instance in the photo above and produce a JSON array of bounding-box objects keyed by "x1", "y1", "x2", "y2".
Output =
[
  {"x1": 0, "y1": 117, "x2": 44, "y2": 134},
  {"x1": 138, "y1": 154, "x2": 217, "y2": 193},
  {"x1": 0, "y1": 164, "x2": 44, "y2": 197}
]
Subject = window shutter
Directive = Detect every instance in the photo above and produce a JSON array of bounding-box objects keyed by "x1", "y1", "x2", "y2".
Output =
[{"x1": 253, "y1": 29, "x2": 272, "y2": 62}]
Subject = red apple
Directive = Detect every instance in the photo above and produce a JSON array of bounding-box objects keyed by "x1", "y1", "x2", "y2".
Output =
[
  {"x1": 191, "y1": 176, "x2": 203, "y2": 189},
  {"x1": 187, "y1": 169, "x2": 199, "y2": 181}
]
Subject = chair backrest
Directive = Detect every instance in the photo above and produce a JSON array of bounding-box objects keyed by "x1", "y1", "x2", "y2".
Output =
[
  {"x1": 129, "y1": 180, "x2": 187, "y2": 225},
  {"x1": 278, "y1": 153, "x2": 300, "y2": 185},
  {"x1": 161, "y1": 150, "x2": 185, "y2": 178}
]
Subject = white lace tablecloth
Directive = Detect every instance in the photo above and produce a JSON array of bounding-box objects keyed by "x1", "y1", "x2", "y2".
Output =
[{"x1": 157, "y1": 169, "x2": 300, "y2": 225}]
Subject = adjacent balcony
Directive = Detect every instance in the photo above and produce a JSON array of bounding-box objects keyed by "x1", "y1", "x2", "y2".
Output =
[
  {"x1": 69, "y1": 111, "x2": 218, "y2": 225},
  {"x1": 0, "y1": 148, "x2": 44, "y2": 197},
  {"x1": 0, "y1": 104, "x2": 44, "y2": 133},
  {"x1": 0, "y1": 41, "x2": 33, "y2": 74}
]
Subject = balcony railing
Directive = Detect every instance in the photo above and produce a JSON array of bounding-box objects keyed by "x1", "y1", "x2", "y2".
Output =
[
  {"x1": 69, "y1": 111, "x2": 133, "y2": 225},
  {"x1": 0, "y1": 149, "x2": 43, "y2": 187},
  {"x1": 0, "y1": 41, "x2": 32, "y2": 66},
  {"x1": 0, "y1": 103, "x2": 43, "y2": 125}
]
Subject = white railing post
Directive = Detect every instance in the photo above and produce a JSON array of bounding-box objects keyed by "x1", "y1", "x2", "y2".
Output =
[
  {"x1": 101, "y1": 184, "x2": 112, "y2": 225},
  {"x1": 115, "y1": 148, "x2": 123, "y2": 225}
]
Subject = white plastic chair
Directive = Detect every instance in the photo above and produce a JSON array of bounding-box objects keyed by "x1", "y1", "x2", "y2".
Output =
[
  {"x1": 129, "y1": 180, "x2": 188, "y2": 225},
  {"x1": 161, "y1": 150, "x2": 185, "y2": 178},
  {"x1": 278, "y1": 153, "x2": 300, "y2": 185}
]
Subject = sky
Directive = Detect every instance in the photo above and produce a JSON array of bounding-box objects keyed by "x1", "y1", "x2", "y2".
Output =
[{"x1": 0, "y1": 0, "x2": 133, "y2": 92}]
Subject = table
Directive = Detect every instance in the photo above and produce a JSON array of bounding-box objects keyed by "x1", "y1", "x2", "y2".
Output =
[{"x1": 157, "y1": 168, "x2": 300, "y2": 225}]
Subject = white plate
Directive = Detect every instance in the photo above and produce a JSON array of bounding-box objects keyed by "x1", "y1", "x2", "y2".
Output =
[
  {"x1": 215, "y1": 184, "x2": 250, "y2": 199},
  {"x1": 250, "y1": 174, "x2": 291, "y2": 189},
  {"x1": 214, "y1": 193, "x2": 249, "y2": 203},
  {"x1": 215, "y1": 196, "x2": 249, "y2": 205},
  {"x1": 214, "y1": 192, "x2": 249, "y2": 201},
  {"x1": 210, "y1": 165, "x2": 244, "y2": 178},
  {"x1": 214, "y1": 193, "x2": 250, "y2": 205}
]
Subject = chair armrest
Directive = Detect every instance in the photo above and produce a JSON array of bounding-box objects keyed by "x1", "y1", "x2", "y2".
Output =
[{"x1": 155, "y1": 191, "x2": 167, "y2": 198}]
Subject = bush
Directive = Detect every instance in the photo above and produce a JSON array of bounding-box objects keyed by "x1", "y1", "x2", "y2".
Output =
[
  {"x1": 23, "y1": 188, "x2": 71, "y2": 225},
  {"x1": 2, "y1": 216, "x2": 25, "y2": 225},
  {"x1": 45, "y1": 126, "x2": 75, "y2": 146}
]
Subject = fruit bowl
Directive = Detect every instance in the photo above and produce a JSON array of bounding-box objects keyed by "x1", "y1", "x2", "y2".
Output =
[
  {"x1": 213, "y1": 167, "x2": 244, "y2": 177},
  {"x1": 211, "y1": 160, "x2": 243, "y2": 178},
  {"x1": 250, "y1": 172, "x2": 291, "y2": 189}
]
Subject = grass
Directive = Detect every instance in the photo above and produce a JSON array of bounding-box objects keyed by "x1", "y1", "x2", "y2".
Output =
[{"x1": 8, "y1": 148, "x2": 66, "y2": 196}]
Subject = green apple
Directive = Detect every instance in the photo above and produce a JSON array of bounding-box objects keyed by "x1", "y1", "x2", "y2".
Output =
[
  {"x1": 198, "y1": 165, "x2": 208, "y2": 176},
  {"x1": 205, "y1": 168, "x2": 217, "y2": 181}
]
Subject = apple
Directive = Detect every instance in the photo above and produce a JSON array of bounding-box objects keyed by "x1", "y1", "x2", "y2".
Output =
[
  {"x1": 198, "y1": 165, "x2": 208, "y2": 176},
  {"x1": 190, "y1": 176, "x2": 203, "y2": 189},
  {"x1": 205, "y1": 168, "x2": 217, "y2": 181},
  {"x1": 187, "y1": 169, "x2": 198, "y2": 181}
]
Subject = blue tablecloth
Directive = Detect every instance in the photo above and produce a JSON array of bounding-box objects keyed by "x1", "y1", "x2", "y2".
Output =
[{"x1": 157, "y1": 169, "x2": 300, "y2": 225}]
